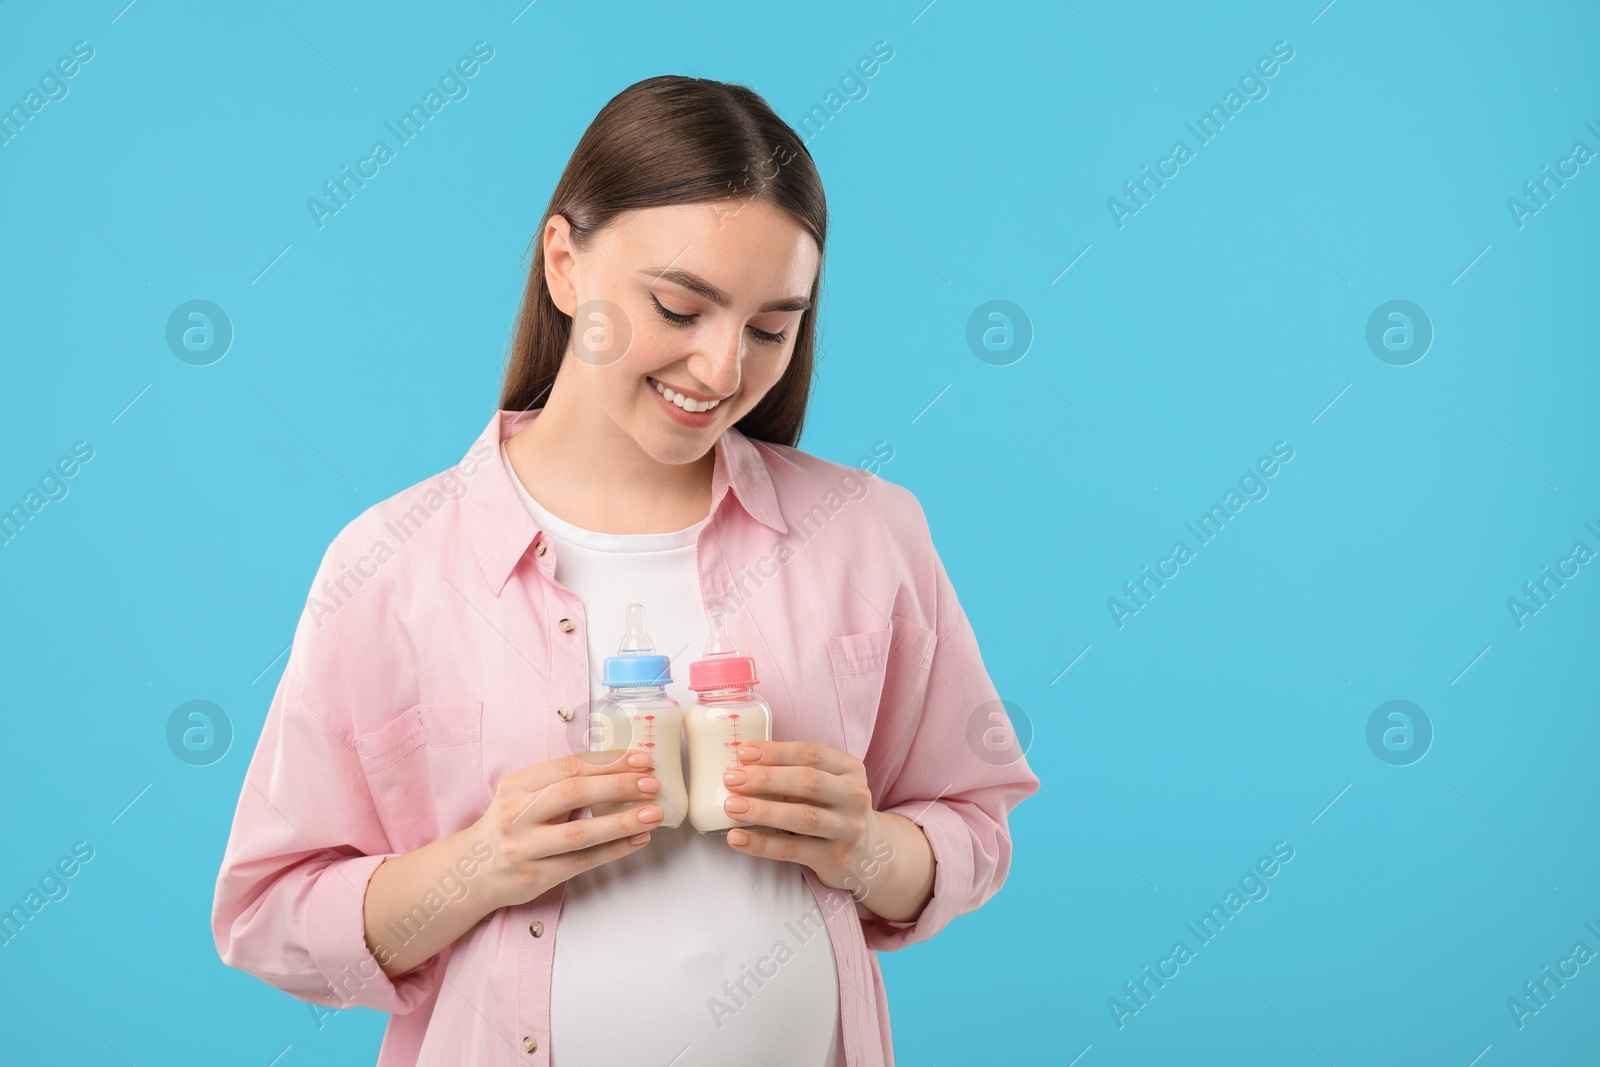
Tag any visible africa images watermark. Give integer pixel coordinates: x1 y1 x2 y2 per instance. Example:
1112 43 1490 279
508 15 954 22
708 38 895 233
312 838 496 1026
709 138 798 230
307 437 496 628
1 441 96 549
1106 40 1295 229
711 442 896 621
1505 516 1599 630
1505 918 1600 1031
1505 118 1600 230
1106 441 1295 629
0 40 95 149
796 40 895 145
306 41 496 230
705 838 895 1031
1108 840 1296 1029
0 841 96 948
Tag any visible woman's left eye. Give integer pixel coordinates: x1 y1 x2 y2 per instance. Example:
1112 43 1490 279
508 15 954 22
649 295 788 346
650 294 695 325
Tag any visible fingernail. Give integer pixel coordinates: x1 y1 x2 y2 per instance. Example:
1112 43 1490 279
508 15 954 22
723 768 747 785
639 805 663 823
627 751 651 767
629 831 651 845
727 830 749 846
639 776 660 793
738 746 760 761
724 796 750 813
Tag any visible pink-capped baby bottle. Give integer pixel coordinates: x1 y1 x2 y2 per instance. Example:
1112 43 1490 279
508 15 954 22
684 605 774 834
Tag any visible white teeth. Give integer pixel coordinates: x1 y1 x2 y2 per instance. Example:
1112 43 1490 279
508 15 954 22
650 377 720 413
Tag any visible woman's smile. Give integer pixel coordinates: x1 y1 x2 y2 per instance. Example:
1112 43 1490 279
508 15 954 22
647 374 729 426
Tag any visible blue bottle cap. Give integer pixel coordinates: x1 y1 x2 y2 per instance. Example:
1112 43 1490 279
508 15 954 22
600 602 673 688
602 654 673 688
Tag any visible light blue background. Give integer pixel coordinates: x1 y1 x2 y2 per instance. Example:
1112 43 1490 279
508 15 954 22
2 1 1597 1063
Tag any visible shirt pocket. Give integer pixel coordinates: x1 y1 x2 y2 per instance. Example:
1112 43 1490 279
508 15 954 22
352 699 486 850
826 626 893 758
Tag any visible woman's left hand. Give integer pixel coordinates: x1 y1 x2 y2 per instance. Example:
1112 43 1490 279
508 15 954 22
721 740 879 896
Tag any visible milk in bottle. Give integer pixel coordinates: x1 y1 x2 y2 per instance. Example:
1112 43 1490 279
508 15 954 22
589 602 688 828
684 605 775 833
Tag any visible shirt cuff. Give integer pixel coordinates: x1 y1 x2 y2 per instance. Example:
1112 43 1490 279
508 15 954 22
857 799 974 952
302 853 441 1014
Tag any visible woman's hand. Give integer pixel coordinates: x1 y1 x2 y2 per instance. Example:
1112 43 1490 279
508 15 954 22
476 748 665 910
720 741 911 905
363 748 662 980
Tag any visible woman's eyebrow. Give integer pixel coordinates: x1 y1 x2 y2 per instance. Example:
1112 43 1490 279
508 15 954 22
638 267 811 313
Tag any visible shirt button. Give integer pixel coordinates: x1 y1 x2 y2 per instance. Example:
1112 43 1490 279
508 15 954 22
556 705 574 722
522 1036 539 1053
535 539 548 556
529 919 544 937
558 618 574 633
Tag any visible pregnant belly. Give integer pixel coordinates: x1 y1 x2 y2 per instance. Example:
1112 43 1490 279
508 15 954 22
549 821 841 1067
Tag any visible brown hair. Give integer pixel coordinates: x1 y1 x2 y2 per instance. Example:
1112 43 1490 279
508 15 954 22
498 75 828 448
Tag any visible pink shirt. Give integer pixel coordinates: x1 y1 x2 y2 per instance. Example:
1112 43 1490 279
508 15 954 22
211 408 1040 1066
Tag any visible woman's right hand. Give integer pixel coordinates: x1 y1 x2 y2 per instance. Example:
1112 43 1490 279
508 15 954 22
477 748 664 909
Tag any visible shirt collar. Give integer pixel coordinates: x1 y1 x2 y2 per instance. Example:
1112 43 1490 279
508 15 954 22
463 408 789 594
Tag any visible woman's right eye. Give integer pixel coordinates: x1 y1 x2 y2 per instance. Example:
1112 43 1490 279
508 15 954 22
650 294 695 325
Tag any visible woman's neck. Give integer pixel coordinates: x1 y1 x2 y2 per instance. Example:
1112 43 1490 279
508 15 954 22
503 380 716 535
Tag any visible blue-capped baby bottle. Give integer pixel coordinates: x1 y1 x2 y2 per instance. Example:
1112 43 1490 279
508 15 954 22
588 602 688 828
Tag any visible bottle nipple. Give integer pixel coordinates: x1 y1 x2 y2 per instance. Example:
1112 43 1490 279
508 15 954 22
601 603 672 688
688 600 757 691
618 602 655 655
703 602 739 659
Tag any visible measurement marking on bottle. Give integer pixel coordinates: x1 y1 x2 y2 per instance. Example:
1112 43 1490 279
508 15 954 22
639 714 657 767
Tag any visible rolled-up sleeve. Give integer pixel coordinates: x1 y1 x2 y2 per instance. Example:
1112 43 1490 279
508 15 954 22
858 490 1040 952
211 541 440 1013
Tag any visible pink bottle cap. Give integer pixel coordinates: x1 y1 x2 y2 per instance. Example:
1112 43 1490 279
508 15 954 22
688 604 759 691
689 655 758 691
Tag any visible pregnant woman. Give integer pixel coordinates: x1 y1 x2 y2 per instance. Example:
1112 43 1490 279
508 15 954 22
212 75 1038 1067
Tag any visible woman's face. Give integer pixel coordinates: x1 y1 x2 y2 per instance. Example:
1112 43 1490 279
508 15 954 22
543 198 819 464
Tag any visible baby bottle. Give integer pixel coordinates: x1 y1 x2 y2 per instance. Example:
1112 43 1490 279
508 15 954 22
684 605 774 834
589 603 688 828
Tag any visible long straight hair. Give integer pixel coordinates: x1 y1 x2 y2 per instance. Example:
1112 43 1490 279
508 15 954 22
498 76 828 448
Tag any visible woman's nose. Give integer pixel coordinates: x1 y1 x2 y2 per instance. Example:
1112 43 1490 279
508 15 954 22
688 329 744 397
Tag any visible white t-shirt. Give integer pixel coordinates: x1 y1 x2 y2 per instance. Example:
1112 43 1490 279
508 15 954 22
502 444 842 1067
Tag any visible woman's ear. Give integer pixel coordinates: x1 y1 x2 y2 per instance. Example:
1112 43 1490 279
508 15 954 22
542 213 578 317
